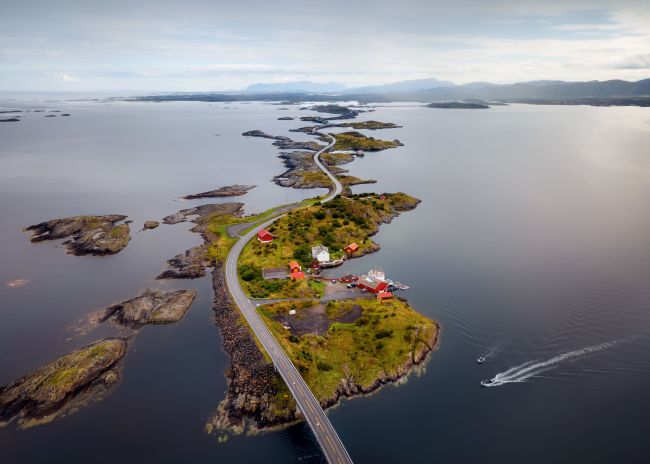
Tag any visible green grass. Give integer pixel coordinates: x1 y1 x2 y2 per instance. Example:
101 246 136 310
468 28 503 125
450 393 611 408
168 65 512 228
237 193 419 298
338 120 401 130
332 131 402 151
258 298 437 402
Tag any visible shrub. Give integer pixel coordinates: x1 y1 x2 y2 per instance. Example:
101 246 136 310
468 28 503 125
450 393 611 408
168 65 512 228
289 335 300 343
317 361 333 372
375 329 393 339
313 211 326 220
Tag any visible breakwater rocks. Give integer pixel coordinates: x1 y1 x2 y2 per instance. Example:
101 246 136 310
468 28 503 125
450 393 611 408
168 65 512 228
24 215 131 256
101 289 197 329
182 184 256 200
206 266 296 435
0 338 127 429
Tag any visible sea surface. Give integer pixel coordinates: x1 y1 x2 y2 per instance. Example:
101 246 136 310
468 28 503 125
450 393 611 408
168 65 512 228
1 98 650 463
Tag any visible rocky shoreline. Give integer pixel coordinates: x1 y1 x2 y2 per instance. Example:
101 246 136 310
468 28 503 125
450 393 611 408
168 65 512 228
206 265 296 434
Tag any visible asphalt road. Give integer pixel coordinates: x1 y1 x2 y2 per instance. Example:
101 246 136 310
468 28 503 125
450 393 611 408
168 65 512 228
223 133 353 464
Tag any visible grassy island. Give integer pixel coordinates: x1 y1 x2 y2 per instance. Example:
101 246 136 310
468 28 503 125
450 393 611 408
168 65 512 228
258 298 438 405
338 120 402 130
237 193 420 298
331 131 403 151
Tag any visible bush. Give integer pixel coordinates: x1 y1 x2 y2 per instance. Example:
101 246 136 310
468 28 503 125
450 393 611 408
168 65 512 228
375 329 393 339
317 361 333 372
293 244 311 265
239 264 261 281
313 211 326 220
289 335 300 343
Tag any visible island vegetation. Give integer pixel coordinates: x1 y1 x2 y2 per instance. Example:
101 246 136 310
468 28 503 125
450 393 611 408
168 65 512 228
330 131 403 151
257 298 438 407
237 193 420 298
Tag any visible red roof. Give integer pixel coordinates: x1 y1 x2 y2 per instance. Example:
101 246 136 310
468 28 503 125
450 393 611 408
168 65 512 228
345 243 359 252
377 291 393 300
357 277 388 293
288 261 301 271
257 229 273 242
290 271 305 280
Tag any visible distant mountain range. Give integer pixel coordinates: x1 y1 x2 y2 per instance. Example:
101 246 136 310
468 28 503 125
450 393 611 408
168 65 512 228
138 77 650 106
241 77 650 100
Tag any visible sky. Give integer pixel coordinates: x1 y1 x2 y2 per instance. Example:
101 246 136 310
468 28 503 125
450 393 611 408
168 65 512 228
1 0 650 92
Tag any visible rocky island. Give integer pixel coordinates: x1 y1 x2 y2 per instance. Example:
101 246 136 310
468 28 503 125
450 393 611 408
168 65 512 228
101 289 197 328
427 101 490 109
0 338 126 429
182 184 256 200
330 131 403 151
24 215 131 255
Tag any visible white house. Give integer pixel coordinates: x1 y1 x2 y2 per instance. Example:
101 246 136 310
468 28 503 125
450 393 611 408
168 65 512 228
311 244 330 263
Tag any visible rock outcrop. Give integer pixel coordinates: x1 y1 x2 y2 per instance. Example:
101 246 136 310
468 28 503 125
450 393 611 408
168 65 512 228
143 220 159 230
157 244 211 279
0 338 126 428
162 203 244 225
24 215 131 255
182 184 256 200
101 289 197 328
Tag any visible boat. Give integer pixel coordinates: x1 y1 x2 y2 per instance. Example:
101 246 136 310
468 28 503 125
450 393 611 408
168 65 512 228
480 379 494 388
477 356 485 364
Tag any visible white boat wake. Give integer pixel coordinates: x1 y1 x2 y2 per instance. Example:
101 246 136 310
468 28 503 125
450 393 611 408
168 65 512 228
480 340 620 387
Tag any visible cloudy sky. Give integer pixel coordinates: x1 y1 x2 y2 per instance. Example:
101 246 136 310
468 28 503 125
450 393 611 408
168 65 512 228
1 0 649 92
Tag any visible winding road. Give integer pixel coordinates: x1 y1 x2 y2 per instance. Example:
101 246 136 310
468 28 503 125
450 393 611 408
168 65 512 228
223 132 352 464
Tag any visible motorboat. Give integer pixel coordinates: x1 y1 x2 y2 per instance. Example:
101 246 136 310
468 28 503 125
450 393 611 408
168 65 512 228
480 379 494 388
477 356 486 364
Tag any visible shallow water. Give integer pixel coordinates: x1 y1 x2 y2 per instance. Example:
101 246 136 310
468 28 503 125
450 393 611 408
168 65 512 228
1 100 650 463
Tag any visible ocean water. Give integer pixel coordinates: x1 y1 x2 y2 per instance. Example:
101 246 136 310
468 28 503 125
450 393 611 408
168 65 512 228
1 99 650 463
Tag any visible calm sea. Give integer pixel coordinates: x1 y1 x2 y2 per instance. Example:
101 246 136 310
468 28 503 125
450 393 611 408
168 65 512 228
1 98 650 463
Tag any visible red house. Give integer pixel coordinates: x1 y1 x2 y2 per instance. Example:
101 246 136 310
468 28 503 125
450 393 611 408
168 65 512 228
357 275 388 294
290 271 305 280
344 243 359 254
288 261 301 273
377 291 394 302
257 229 273 243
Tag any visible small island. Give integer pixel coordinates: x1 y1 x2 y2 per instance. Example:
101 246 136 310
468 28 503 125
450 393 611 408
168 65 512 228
101 289 197 328
330 131 403 151
182 184 256 200
0 338 126 429
24 215 131 256
426 101 490 109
